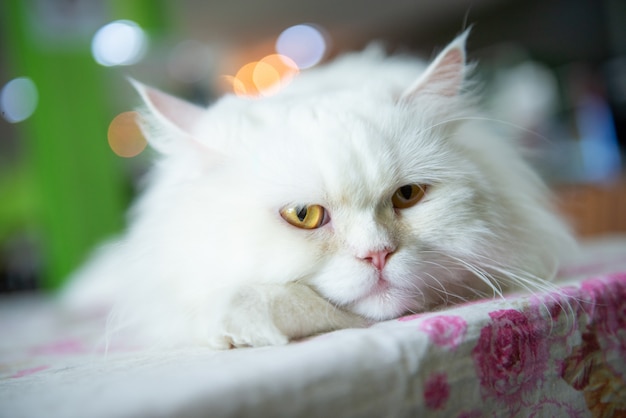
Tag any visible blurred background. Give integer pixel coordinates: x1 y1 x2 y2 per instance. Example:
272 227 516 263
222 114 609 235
1 0 625 293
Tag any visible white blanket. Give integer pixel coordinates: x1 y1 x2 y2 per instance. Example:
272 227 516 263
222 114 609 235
2 237 626 417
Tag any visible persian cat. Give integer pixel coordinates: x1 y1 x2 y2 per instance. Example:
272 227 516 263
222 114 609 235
62 31 573 348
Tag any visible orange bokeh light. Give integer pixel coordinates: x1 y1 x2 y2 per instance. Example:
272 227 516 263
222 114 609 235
260 54 299 82
229 54 299 97
108 111 147 158
252 61 281 96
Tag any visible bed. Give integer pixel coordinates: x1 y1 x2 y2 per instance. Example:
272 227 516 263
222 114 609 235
2 236 626 418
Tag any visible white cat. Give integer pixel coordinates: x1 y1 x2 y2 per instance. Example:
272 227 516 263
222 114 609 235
62 31 574 349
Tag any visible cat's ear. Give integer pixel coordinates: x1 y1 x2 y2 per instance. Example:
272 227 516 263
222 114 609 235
400 30 469 101
129 78 205 138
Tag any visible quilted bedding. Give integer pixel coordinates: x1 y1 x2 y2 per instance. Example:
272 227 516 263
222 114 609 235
1 236 626 418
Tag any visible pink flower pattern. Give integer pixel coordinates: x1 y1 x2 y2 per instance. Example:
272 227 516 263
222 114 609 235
423 372 450 410
385 272 626 415
418 315 467 349
580 274 626 381
471 309 549 406
560 274 626 416
2 263 626 416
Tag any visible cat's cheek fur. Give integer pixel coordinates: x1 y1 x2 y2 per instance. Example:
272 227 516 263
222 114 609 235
309 260 375 304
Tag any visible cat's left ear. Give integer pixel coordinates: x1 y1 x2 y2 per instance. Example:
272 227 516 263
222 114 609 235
130 78 205 137
400 30 469 101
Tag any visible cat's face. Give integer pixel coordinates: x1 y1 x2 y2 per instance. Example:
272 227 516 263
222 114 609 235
185 95 454 317
133 32 538 320
203 95 492 320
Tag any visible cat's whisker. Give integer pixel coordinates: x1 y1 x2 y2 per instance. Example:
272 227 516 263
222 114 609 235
397 274 428 308
445 255 505 299
445 251 581 334
470 257 578 325
419 270 478 306
421 248 567 309
470 253 558 293
414 249 504 302
418 258 464 277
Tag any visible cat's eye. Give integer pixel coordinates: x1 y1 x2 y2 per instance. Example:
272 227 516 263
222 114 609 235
280 205 329 229
392 184 428 209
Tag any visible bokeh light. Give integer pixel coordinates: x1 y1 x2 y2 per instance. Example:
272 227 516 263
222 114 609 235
0 77 38 123
252 61 281 96
229 54 299 97
91 20 147 67
261 54 299 85
276 24 327 69
231 62 258 97
108 111 147 158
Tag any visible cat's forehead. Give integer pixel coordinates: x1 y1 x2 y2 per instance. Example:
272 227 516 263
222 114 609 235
232 100 408 205
254 99 393 160
203 92 453 208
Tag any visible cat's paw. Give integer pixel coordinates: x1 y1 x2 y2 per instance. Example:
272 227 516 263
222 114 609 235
207 305 289 349
202 283 365 349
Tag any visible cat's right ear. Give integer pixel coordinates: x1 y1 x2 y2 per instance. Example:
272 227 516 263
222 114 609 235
400 30 469 102
130 79 205 151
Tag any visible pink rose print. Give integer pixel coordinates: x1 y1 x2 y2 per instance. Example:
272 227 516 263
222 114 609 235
581 274 626 381
529 286 587 347
534 285 582 322
472 309 549 405
562 329 626 416
419 315 467 349
581 274 626 331
423 372 449 410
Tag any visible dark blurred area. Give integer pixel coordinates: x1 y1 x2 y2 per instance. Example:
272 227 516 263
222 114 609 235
1 0 625 293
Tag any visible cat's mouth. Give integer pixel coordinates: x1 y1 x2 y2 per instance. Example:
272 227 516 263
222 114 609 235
372 276 390 294
354 274 394 305
348 278 410 320
343 267 421 320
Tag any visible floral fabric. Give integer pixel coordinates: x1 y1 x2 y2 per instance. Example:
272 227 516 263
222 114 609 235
1 237 626 418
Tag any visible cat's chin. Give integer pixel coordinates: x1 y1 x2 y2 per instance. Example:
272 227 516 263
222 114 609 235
347 282 419 321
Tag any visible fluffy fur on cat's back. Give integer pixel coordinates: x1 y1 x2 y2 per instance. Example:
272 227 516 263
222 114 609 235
62 31 574 348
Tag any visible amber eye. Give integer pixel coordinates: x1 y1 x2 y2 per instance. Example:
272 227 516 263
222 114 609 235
280 204 329 229
392 184 428 209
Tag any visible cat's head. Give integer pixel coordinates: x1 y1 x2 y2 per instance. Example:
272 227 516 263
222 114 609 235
131 31 571 320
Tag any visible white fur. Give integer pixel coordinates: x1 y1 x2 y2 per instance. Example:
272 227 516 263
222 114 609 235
62 32 574 348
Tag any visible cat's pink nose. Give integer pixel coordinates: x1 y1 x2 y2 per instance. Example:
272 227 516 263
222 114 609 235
362 250 392 270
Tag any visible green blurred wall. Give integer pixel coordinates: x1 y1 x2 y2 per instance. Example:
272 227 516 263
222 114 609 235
1 1 165 290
